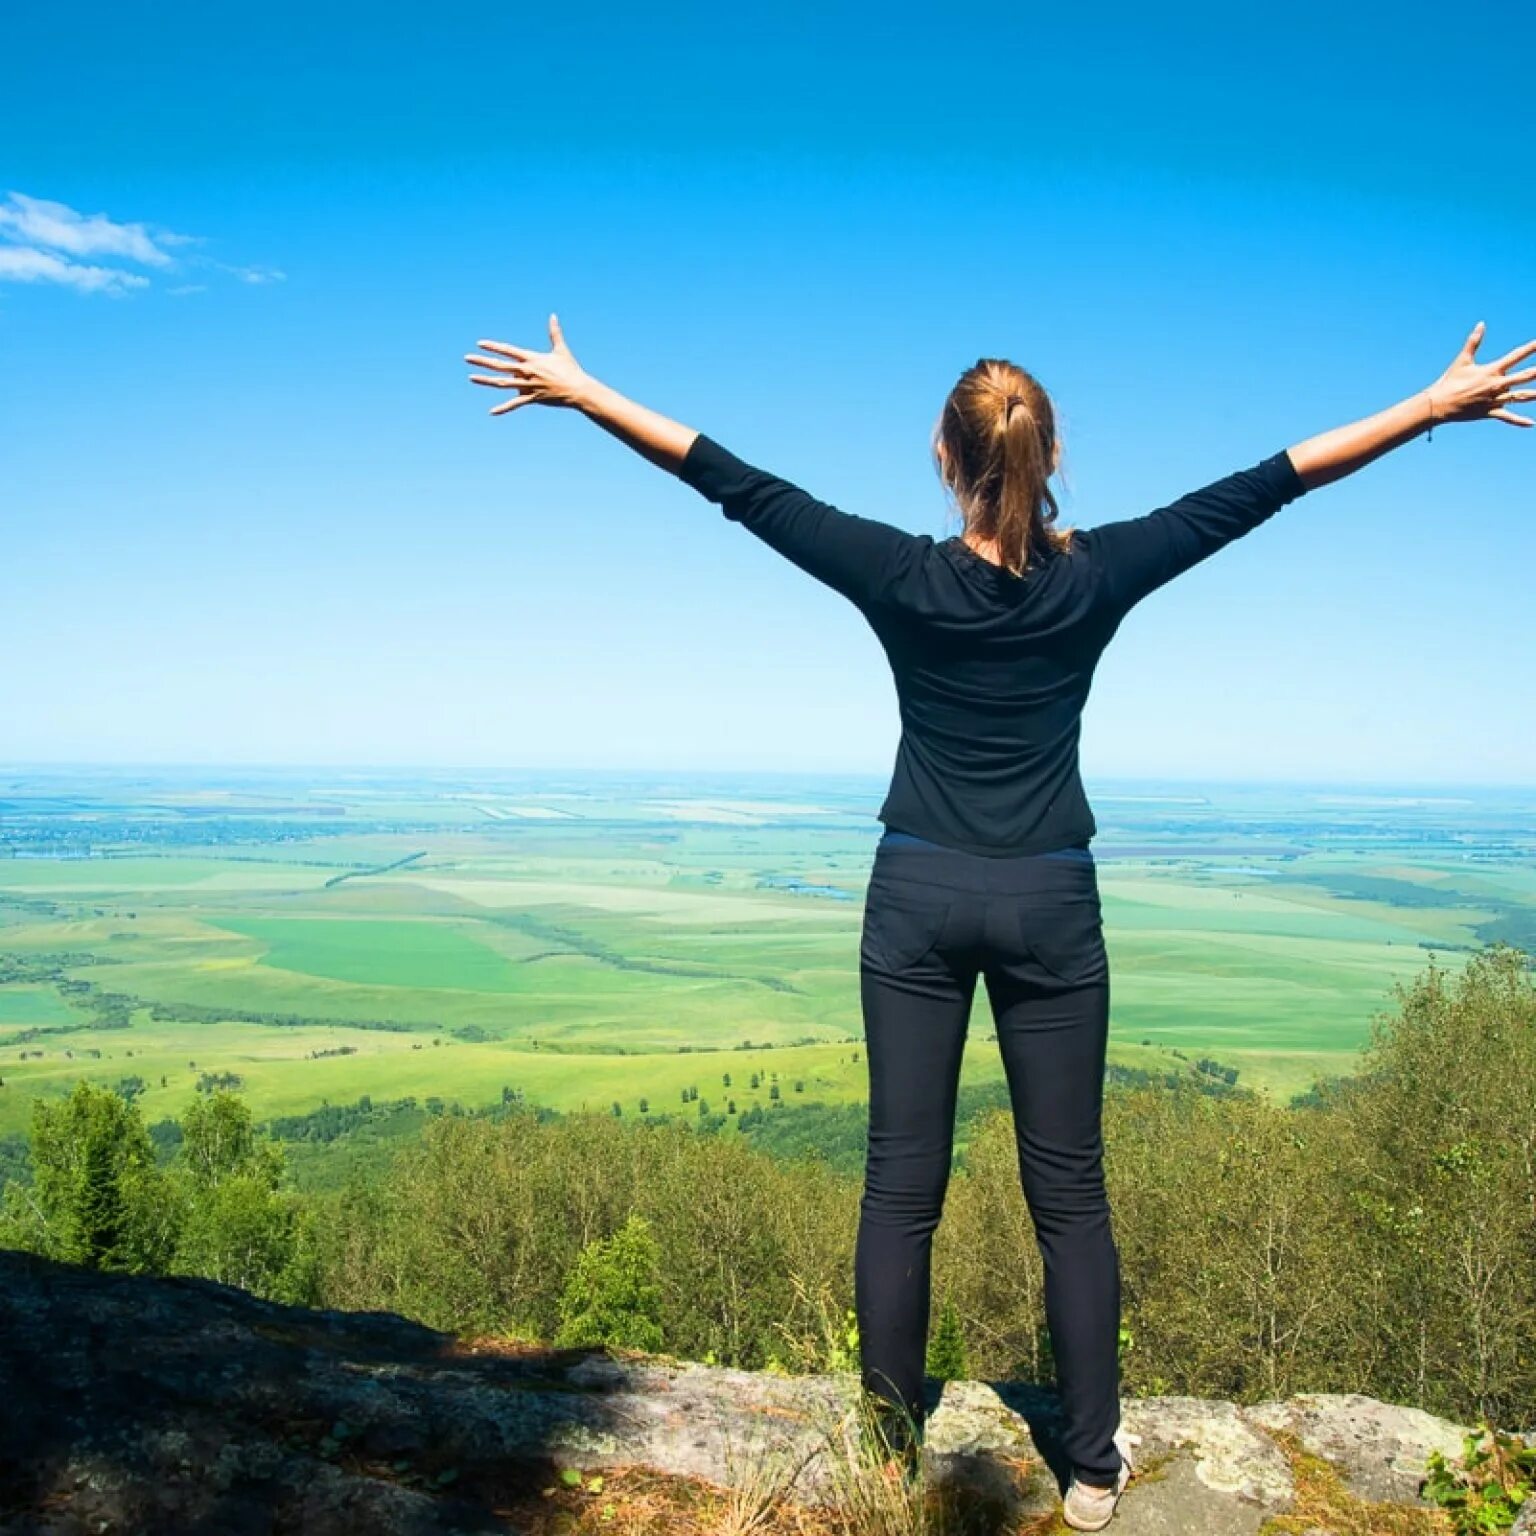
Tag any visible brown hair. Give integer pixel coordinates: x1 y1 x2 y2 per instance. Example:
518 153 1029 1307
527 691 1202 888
931 358 1071 577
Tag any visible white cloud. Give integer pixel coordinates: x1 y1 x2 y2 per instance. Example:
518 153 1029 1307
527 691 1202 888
0 245 149 294
217 261 287 285
0 191 179 267
0 191 282 298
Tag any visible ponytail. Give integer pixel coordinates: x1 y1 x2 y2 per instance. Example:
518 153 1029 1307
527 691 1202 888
933 358 1069 577
996 395 1059 577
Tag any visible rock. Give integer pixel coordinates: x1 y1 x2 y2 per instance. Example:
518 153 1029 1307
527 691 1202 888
0 1248 1496 1534
1127 1396 1293 1506
1245 1392 1472 1504
1092 1456 1269 1535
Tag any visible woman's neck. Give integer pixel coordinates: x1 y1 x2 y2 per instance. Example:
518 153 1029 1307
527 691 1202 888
960 532 1006 567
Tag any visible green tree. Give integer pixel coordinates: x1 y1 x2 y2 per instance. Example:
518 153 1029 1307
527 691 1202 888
927 1292 968 1381
554 1212 665 1352
169 1092 318 1304
1340 946 1536 1425
0 1080 174 1272
180 1090 279 1190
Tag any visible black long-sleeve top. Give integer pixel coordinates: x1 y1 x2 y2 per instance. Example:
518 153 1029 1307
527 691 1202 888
677 433 1309 856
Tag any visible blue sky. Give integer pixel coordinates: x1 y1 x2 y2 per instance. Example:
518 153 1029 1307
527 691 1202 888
2 1 1532 783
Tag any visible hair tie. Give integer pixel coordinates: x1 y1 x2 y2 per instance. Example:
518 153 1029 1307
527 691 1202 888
1004 393 1025 419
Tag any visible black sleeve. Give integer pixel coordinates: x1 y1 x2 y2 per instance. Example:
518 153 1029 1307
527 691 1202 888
1087 449 1307 617
676 432 922 609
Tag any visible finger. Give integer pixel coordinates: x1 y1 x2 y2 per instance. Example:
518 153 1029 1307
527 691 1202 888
1489 408 1534 427
469 374 522 389
1493 339 1536 371
1458 320 1486 361
1500 389 1536 404
490 395 535 416
464 353 520 371
1499 365 1536 387
549 311 569 353
477 339 532 359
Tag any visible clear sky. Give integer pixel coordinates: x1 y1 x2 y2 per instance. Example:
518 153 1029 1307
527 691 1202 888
2 1 1532 784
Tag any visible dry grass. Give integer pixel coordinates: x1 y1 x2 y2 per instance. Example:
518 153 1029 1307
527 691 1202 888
1256 1427 1454 1536
496 1380 1050 1536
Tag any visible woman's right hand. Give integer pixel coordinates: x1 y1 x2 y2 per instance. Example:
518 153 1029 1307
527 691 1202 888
1426 322 1536 428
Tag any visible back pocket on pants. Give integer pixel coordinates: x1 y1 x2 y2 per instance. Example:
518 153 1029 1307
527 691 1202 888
861 884 953 972
1014 897 1107 985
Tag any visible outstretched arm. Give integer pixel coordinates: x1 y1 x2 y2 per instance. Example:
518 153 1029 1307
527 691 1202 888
1285 321 1536 491
466 313 699 472
1086 450 1310 618
1088 321 1535 617
465 315 922 608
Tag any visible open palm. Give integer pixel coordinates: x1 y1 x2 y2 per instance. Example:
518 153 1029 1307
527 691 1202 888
1429 322 1536 427
465 314 592 415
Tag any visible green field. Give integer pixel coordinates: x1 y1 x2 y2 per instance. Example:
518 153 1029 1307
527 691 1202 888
2 770 1532 1143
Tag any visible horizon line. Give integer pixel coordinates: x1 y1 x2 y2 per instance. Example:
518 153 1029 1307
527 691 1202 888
1 761 1533 795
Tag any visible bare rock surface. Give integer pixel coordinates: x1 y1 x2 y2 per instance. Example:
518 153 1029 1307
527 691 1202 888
0 1248 1490 1534
1124 1396 1293 1506
1245 1391 1471 1504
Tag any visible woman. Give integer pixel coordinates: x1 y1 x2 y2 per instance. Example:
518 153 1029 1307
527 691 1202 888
465 318 1534 1531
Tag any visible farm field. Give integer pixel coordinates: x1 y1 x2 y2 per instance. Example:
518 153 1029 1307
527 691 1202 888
2 766 1533 1146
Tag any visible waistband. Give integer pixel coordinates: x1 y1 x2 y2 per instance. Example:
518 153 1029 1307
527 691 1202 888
874 827 1098 896
879 828 1093 861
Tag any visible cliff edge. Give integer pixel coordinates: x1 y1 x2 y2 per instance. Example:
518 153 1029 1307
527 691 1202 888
0 1248 1513 1535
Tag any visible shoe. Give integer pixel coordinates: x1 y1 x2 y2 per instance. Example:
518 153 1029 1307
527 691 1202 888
1061 1425 1141 1531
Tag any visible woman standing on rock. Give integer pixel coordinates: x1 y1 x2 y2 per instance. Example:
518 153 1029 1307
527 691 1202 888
464 317 1534 1531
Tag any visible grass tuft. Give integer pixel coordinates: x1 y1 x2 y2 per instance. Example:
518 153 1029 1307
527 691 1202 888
1256 1426 1452 1536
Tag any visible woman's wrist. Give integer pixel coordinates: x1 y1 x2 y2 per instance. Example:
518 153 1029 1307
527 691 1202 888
1421 387 1440 437
569 372 609 416
575 375 698 472
1286 390 1439 490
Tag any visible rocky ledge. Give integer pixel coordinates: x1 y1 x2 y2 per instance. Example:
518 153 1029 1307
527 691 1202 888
0 1249 1521 1535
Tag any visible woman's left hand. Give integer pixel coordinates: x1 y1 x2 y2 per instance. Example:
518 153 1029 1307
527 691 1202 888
465 313 593 415
1425 322 1536 428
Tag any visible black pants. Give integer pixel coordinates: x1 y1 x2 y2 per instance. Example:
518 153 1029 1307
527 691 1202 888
854 828 1122 1486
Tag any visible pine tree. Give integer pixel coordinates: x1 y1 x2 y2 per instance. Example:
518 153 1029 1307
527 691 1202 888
1 1080 171 1273
927 1293 969 1381
554 1213 665 1352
